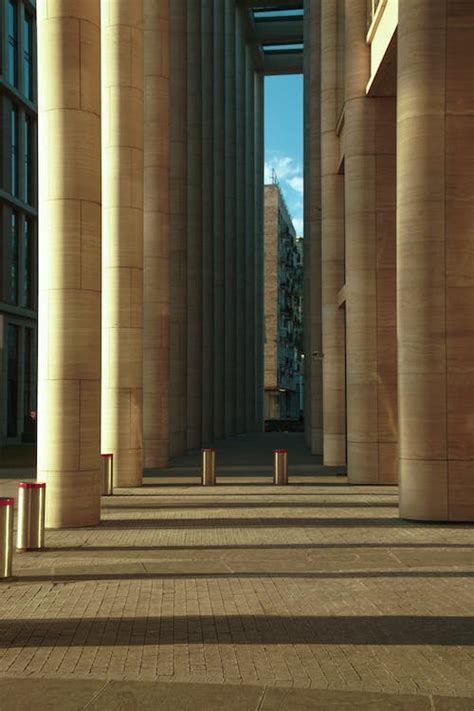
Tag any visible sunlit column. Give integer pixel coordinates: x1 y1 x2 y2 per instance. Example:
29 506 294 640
37 0 101 527
101 0 144 486
398 0 474 520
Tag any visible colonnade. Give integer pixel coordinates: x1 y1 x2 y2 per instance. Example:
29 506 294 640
307 0 474 520
37 0 263 528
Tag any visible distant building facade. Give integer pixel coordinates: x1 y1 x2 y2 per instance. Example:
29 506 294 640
0 0 37 445
264 181 303 421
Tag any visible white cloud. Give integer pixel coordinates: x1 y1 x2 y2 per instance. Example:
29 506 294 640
264 154 301 183
287 176 304 194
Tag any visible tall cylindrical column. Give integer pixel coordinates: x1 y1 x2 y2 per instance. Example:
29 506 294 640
245 46 256 431
186 2 203 450
169 0 188 457
235 10 246 433
398 0 474 520
303 0 312 448
344 0 397 484
254 72 265 431
102 0 144 486
308 0 323 455
224 0 237 437
213 1 225 441
143 0 170 468
201 0 215 445
37 0 101 527
320 0 346 466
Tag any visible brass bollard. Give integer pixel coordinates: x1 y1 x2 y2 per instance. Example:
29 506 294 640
0 498 14 579
273 449 288 485
17 482 46 553
201 449 216 486
102 454 113 496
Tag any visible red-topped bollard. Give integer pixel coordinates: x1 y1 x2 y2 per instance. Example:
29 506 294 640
201 449 216 486
1 498 14 579
17 482 46 553
101 454 113 496
274 450 288 485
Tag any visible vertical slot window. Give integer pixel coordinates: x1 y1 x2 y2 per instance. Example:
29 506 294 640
22 217 33 308
7 0 18 87
10 211 19 304
24 114 32 203
7 324 19 438
23 12 34 100
11 104 19 196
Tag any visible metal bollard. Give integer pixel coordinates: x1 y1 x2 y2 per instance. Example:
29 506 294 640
102 454 114 496
17 482 46 553
0 498 14 579
273 449 288 485
201 449 216 486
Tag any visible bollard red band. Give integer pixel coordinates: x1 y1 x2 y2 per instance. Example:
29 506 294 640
202 448 216 452
274 449 288 454
19 482 45 489
101 453 113 458
0 498 14 506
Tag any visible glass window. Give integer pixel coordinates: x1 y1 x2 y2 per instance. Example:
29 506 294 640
7 0 18 87
24 327 33 419
23 12 33 100
10 211 19 304
24 114 32 203
11 104 19 196
22 217 33 308
7 324 19 438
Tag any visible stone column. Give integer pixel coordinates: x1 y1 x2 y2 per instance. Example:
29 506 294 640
143 0 170 468
201 0 214 445
254 72 265 431
169 1 187 457
303 0 312 447
308 0 323 454
320 0 346 465
398 0 474 520
235 10 246 433
224 0 237 437
186 2 203 450
37 0 101 527
213 1 225 441
245 46 256 431
102 0 144 486
344 0 397 483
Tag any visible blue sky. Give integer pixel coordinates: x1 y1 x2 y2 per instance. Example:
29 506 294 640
264 74 304 235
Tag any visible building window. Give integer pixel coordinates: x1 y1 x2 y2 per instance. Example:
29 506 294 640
22 216 33 307
23 11 34 100
10 210 19 304
11 104 19 196
7 0 18 87
24 114 33 203
7 323 19 437
24 327 33 418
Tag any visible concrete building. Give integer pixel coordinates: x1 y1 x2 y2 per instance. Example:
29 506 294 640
264 181 303 422
1 0 473 525
0 0 37 447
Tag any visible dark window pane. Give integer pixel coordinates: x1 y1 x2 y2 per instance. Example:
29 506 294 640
22 217 33 307
7 324 19 437
24 114 32 203
23 13 33 100
10 211 18 304
24 328 32 417
7 0 18 87
11 105 18 196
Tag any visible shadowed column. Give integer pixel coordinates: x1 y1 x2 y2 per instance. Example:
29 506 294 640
37 0 101 527
320 0 346 466
101 0 144 486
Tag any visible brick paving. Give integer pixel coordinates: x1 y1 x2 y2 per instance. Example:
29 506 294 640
0 435 473 708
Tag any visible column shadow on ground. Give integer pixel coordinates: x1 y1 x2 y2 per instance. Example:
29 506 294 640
0 615 473 647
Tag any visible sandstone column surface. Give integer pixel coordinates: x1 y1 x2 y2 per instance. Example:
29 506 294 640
37 0 102 527
398 0 474 520
101 0 144 486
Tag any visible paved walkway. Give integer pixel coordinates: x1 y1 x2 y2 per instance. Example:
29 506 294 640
0 434 473 709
